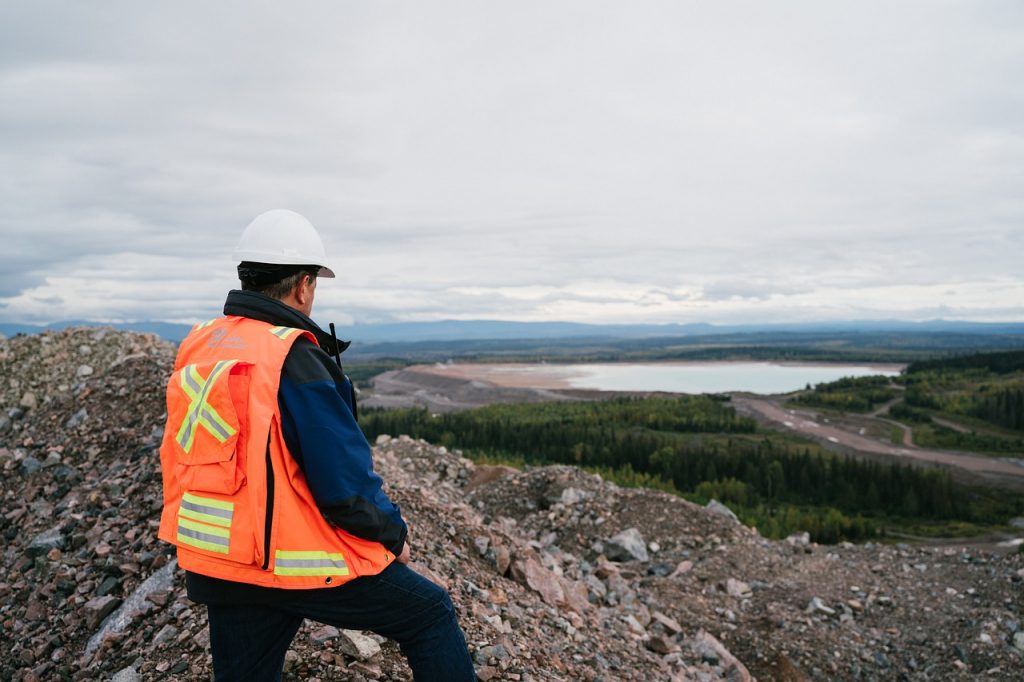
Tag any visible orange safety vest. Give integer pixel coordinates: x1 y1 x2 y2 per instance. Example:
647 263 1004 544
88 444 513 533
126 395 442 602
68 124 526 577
157 315 395 588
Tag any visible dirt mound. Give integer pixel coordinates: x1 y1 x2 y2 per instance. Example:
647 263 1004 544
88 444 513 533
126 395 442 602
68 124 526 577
1 328 1022 680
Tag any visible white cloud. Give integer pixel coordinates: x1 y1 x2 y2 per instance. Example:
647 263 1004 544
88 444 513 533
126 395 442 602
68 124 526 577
1 1 1023 325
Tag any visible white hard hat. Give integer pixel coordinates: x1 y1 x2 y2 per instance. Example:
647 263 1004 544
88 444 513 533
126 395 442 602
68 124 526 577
232 209 335 278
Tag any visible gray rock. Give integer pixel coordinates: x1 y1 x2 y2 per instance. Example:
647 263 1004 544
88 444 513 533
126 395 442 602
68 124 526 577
474 644 509 664
806 597 836 616
111 667 140 682
152 624 178 647
584 574 607 603
705 499 739 522
76 364 94 377
26 525 66 557
0 415 9 433
19 391 37 410
41 451 62 468
559 487 586 505
96 576 122 597
647 563 673 577
1009 517 1024 530
473 536 490 556
65 407 88 428
725 578 752 598
786 532 811 546
1013 631 1024 652
310 625 340 644
605 527 649 562
85 559 178 655
623 614 645 635
338 629 381 660
20 456 42 476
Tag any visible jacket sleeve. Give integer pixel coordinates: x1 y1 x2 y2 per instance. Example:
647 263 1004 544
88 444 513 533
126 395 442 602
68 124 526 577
278 341 407 555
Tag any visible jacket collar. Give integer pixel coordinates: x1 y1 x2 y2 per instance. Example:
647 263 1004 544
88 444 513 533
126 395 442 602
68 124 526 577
223 289 350 357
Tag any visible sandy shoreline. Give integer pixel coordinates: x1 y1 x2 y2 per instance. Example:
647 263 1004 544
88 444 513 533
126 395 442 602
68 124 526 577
414 362 583 389
413 360 907 391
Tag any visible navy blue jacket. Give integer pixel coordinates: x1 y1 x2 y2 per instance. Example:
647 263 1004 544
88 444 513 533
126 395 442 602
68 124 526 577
186 290 406 604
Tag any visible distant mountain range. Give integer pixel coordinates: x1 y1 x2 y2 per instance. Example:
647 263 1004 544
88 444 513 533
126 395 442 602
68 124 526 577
2 318 1023 344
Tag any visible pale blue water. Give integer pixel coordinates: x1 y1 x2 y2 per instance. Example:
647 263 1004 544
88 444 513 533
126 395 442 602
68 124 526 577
551 362 902 395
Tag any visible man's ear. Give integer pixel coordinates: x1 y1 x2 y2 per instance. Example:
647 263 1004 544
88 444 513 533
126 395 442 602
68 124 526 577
297 275 315 304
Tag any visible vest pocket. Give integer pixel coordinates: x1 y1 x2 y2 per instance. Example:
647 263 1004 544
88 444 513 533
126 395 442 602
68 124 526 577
168 359 252 495
175 490 256 565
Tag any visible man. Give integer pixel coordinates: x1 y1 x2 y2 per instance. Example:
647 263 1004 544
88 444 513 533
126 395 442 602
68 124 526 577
157 209 474 681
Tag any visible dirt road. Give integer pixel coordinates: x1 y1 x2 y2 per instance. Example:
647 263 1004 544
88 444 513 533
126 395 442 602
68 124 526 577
368 365 1024 488
732 396 1024 485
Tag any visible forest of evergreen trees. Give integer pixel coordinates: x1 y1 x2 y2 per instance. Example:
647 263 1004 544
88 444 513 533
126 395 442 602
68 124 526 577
360 396 1022 542
902 350 1024 438
906 349 1024 375
971 387 1024 431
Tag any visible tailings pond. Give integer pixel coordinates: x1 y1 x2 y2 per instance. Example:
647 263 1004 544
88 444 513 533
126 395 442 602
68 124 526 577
418 361 904 395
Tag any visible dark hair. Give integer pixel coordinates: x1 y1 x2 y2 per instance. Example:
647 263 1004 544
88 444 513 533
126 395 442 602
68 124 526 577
240 268 318 299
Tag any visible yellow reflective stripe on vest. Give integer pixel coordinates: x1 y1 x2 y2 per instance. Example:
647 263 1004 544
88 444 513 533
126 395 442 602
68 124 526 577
194 318 219 330
177 517 231 554
274 550 349 577
268 326 300 340
175 360 238 453
180 491 234 528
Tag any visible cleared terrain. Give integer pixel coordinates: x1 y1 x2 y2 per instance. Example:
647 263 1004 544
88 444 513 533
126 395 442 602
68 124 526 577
366 363 1024 490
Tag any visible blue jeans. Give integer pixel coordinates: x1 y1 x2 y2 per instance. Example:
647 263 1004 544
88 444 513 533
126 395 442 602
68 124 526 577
205 563 475 682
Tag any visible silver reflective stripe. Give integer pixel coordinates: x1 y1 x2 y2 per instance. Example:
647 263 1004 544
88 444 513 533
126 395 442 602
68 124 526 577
180 498 233 521
275 557 348 569
178 526 229 546
201 408 232 439
182 368 202 393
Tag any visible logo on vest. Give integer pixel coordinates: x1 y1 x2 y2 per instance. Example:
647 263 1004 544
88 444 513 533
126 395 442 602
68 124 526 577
207 328 248 350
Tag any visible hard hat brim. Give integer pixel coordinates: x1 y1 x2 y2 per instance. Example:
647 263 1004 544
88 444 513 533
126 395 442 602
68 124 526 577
232 250 335 278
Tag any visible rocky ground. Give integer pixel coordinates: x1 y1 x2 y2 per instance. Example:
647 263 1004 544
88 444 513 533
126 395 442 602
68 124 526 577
1 328 1023 681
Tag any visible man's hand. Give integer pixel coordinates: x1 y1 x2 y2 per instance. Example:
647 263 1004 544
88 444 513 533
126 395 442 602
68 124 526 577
397 540 410 564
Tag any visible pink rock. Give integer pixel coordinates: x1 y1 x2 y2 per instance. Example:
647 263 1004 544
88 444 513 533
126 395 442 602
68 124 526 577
518 557 564 607
651 611 684 635
691 630 751 682
669 560 693 578
83 595 120 628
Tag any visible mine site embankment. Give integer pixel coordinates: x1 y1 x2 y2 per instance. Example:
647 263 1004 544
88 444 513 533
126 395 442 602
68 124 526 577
366 362 1024 489
4 329 1024 680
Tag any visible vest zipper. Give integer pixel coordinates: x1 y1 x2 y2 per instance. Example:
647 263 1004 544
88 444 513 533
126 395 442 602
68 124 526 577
261 431 275 570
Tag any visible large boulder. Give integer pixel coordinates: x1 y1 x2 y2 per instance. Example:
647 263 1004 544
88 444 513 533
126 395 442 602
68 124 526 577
605 527 649 562
705 499 739 523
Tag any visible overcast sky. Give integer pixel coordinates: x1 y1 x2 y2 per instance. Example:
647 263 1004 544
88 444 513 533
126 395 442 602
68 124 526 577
1 1 1022 327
